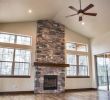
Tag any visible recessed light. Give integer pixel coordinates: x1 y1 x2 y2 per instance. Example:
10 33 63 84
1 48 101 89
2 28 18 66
28 9 32 13
81 22 85 25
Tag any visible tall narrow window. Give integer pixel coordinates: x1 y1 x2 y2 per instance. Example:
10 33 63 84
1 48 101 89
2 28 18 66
0 48 14 75
79 55 88 76
14 49 31 75
66 55 77 76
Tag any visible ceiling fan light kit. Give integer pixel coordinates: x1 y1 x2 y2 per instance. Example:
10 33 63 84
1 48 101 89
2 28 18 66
66 0 97 21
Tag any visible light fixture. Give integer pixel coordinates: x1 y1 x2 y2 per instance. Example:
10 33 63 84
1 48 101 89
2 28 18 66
28 9 32 13
81 22 85 25
79 13 83 17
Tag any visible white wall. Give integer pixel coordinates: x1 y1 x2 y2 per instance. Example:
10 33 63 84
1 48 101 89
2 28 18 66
91 32 110 88
92 32 110 55
65 28 92 89
0 22 92 92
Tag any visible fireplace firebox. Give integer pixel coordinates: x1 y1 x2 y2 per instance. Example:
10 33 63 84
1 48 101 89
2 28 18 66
44 75 57 90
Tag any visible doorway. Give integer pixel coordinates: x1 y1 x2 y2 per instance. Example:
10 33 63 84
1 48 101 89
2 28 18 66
95 53 110 91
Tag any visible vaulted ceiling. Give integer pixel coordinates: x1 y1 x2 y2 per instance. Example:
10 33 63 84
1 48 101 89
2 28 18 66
0 0 110 38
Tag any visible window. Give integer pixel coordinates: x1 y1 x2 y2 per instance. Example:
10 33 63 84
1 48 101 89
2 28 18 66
66 43 76 51
0 32 32 77
66 42 89 77
79 55 88 76
66 55 77 76
16 35 31 45
66 42 88 52
77 44 88 52
0 33 15 43
0 32 31 45
14 49 31 75
0 48 14 75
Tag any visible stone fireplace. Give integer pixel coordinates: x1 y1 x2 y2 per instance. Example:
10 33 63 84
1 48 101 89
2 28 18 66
34 20 69 93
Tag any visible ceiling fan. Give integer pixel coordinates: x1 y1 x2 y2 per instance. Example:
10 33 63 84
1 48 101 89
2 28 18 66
66 0 97 21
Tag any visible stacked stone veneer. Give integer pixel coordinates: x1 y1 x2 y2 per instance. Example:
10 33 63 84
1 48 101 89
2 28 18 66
34 20 65 93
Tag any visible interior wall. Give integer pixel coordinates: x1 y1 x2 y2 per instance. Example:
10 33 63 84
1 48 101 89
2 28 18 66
0 22 92 92
91 32 110 88
65 28 92 89
92 33 110 55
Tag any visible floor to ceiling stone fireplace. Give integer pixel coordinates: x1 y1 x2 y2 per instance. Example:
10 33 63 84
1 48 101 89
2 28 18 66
34 20 68 93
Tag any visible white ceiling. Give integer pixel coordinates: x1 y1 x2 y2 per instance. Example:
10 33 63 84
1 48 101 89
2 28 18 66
0 0 110 38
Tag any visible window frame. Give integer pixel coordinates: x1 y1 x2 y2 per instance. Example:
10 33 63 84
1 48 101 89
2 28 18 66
0 32 32 78
0 32 15 44
66 42 88 52
13 48 31 76
66 42 90 78
0 32 32 46
16 35 32 46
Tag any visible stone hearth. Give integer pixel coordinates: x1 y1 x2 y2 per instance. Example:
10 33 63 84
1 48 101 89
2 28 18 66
34 20 65 93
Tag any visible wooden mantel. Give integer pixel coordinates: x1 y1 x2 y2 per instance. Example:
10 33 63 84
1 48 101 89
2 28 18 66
34 62 69 67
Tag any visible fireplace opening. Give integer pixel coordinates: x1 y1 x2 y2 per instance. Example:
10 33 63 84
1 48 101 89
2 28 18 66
44 75 57 90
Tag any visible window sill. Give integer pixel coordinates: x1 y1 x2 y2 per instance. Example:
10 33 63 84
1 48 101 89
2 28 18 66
0 75 31 78
66 76 90 78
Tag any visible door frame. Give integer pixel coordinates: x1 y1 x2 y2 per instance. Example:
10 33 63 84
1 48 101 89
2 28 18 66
94 55 99 89
95 54 110 91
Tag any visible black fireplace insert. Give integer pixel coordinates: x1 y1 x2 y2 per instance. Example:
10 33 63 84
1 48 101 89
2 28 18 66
44 75 57 90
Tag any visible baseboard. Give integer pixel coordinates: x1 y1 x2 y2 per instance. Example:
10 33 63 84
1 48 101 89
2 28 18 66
0 91 34 95
65 88 97 92
0 88 98 95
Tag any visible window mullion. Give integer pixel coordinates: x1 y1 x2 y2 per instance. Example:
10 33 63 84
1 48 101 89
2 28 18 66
12 36 17 75
15 34 17 43
77 55 79 76
12 49 16 75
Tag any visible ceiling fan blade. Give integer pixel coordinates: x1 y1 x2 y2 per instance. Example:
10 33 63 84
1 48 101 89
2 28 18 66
69 6 78 12
83 4 94 12
79 16 82 21
66 14 78 18
84 12 97 16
